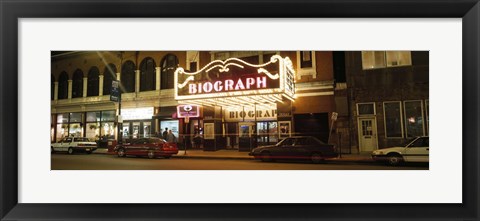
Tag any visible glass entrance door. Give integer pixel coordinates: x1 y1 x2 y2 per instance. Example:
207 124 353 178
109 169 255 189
257 121 278 146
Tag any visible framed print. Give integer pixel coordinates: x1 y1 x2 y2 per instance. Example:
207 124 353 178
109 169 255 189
203 123 215 140
1 0 479 221
279 121 291 138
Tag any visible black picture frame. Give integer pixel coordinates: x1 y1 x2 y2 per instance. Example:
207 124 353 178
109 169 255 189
1 0 479 220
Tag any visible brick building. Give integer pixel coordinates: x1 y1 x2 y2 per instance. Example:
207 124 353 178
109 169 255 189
334 51 429 153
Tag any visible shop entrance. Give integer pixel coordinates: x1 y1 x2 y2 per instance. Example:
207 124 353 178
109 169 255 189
122 121 153 139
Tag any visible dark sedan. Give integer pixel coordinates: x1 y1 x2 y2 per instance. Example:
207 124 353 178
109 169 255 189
249 136 338 163
114 137 178 159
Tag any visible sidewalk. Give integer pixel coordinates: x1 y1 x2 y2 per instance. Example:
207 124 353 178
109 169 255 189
95 148 373 163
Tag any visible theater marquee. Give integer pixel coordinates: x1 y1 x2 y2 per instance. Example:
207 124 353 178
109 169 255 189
174 55 295 106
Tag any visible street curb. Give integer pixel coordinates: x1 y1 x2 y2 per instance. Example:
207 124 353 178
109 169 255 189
172 155 254 161
94 151 375 163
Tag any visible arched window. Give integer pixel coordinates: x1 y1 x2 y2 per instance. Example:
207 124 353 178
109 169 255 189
51 75 55 100
140 57 156 91
58 72 69 99
103 63 117 96
121 60 136 93
160 54 178 89
87 67 99 97
72 69 83 98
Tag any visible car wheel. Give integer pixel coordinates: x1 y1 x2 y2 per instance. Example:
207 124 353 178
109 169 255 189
147 150 155 159
51 147 55 154
117 148 126 157
387 153 403 166
311 153 324 164
261 151 272 162
67 147 74 155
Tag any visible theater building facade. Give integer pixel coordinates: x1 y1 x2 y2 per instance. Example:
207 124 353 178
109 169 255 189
51 51 336 151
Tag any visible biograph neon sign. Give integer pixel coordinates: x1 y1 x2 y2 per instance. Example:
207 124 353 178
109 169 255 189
174 55 296 101
188 76 267 94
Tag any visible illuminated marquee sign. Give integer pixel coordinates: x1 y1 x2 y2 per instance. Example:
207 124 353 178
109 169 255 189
174 55 295 101
224 104 277 122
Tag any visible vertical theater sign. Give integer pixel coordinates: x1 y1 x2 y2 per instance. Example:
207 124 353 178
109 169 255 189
174 55 295 151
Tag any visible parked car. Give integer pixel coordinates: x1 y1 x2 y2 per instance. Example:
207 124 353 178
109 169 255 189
371 136 429 166
51 137 97 154
249 136 338 163
114 137 178 159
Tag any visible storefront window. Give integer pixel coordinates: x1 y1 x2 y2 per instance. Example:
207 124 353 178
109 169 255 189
132 122 140 139
383 102 403 138
69 123 83 137
161 120 179 138
69 112 83 123
268 122 278 143
51 127 55 142
56 124 69 140
123 124 130 138
57 113 69 124
102 110 116 122
101 122 115 139
86 122 100 141
143 122 151 138
86 112 101 122
404 101 424 137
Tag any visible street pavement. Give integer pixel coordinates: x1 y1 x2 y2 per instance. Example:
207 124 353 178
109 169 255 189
52 151 428 170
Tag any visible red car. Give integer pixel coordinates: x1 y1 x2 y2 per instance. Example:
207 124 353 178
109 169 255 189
114 137 178 159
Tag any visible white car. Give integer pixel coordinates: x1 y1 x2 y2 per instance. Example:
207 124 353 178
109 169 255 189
51 137 98 154
371 136 429 166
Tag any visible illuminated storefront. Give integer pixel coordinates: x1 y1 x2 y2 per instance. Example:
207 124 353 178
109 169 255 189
53 110 116 142
174 55 296 151
121 107 154 139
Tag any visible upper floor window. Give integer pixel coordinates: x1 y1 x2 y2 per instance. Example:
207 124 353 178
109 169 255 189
121 60 136 93
87 67 99 97
140 57 156 92
161 54 178 89
58 71 69 99
72 69 83 98
103 63 117 96
362 51 412 70
300 51 312 68
296 51 316 79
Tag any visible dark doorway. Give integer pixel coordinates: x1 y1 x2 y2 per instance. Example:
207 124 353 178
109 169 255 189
294 113 329 143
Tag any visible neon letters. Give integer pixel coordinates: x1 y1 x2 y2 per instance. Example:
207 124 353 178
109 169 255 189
188 76 267 94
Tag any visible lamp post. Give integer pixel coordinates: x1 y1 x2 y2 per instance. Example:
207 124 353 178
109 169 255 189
184 113 190 155
183 105 192 155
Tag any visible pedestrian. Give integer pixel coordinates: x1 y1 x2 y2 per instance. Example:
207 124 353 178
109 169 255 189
162 127 168 140
193 132 202 149
166 130 177 143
